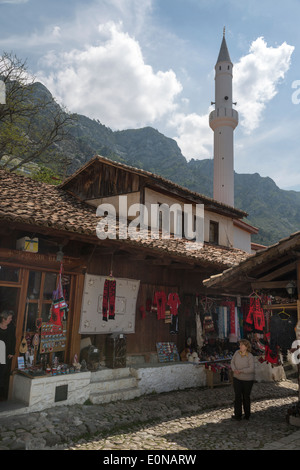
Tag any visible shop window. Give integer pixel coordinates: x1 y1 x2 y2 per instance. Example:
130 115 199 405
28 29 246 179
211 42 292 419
209 221 219 245
0 266 19 283
24 270 71 363
0 286 19 313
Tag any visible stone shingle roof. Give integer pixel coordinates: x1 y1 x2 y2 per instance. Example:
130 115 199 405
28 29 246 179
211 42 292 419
0 169 98 236
0 169 249 269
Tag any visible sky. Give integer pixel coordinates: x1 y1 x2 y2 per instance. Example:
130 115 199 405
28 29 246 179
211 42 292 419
0 0 300 190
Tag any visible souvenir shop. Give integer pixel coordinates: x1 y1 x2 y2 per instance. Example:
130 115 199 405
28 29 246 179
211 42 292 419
202 232 300 393
181 293 282 383
178 292 291 386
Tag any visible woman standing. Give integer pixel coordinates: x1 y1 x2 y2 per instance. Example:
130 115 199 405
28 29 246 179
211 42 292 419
0 311 16 401
231 339 255 421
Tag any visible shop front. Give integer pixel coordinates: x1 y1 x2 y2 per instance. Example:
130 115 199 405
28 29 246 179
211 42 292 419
0 247 85 406
203 230 300 411
0 164 252 413
0 241 244 413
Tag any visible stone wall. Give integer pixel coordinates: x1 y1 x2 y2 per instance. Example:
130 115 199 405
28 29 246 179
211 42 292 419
12 372 91 412
131 363 206 395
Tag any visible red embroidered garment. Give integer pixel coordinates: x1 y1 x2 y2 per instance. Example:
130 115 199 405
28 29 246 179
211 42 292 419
223 301 236 337
154 291 167 319
246 297 265 332
167 292 181 316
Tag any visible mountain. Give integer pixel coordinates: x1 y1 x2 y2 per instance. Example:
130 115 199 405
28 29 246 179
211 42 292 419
10 83 300 246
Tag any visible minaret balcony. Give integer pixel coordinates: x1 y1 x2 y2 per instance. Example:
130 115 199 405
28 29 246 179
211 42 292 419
209 107 238 130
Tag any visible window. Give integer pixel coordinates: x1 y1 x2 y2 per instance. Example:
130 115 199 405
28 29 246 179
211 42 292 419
25 270 71 363
0 266 19 283
209 221 219 245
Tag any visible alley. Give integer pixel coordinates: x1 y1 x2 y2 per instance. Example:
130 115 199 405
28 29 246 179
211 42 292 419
0 379 299 450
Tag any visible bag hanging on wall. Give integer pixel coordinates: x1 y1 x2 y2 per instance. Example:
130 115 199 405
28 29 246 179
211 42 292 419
49 263 68 326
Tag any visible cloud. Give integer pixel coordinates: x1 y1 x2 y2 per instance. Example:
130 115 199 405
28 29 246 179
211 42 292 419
169 37 294 160
234 37 294 133
37 27 294 160
38 21 182 129
169 112 213 159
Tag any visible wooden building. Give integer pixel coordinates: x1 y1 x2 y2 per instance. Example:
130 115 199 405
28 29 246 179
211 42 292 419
0 156 253 408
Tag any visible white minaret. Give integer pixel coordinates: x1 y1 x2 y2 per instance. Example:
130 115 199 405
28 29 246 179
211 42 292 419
209 28 238 207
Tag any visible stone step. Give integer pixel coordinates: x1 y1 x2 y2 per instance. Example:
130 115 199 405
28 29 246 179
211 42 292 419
89 386 141 404
283 362 298 379
90 367 132 382
90 375 138 394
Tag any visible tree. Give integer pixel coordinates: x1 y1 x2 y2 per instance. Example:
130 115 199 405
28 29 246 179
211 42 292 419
0 52 75 172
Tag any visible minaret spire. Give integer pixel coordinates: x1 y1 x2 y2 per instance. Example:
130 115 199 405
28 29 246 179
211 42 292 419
209 30 238 207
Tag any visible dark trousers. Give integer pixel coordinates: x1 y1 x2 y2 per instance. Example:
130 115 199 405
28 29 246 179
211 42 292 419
0 359 12 400
233 377 254 419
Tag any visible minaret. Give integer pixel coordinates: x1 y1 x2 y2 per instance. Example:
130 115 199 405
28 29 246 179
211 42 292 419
209 28 238 207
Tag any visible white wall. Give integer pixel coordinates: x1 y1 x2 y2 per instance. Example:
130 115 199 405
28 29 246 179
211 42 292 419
233 225 252 253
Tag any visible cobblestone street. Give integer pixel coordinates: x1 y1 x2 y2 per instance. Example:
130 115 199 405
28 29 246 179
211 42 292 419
1 379 300 451
68 389 298 451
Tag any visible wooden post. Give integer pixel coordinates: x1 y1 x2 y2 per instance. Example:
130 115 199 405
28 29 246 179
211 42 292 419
66 273 85 364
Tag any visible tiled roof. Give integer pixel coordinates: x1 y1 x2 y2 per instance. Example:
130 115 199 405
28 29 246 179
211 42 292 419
60 155 248 219
0 169 249 269
0 169 98 236
203 230 300 288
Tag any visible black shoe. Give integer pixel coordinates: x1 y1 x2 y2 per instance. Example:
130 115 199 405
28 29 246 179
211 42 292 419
243 416 250 420
231 415 241 421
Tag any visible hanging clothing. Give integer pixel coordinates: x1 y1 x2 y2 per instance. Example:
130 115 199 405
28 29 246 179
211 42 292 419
269 313 296 355
196 313 204 349
222 301 237 342
167 292 181 316
246 297 265 332
169 315 178 334
154 291 167 320
102 278 116 321
217 306 227 339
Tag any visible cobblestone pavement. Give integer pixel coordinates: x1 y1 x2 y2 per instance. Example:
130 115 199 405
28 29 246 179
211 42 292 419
0 380 300 451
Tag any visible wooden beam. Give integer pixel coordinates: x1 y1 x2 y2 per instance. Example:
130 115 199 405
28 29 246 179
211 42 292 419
250 254 293 277
262 303 297 310
251 280 297 290
257 261 297 282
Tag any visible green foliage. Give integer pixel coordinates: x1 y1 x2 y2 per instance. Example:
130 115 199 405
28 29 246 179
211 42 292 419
5 77 300 247
30 166 62 185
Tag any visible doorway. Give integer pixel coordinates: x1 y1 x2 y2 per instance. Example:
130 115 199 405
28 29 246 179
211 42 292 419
0 267 21 401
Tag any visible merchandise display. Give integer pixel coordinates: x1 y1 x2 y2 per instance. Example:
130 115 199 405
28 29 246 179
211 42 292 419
178 292 297 382
17 263 71 377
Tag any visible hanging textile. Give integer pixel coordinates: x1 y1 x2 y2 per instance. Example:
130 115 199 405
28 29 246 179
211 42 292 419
245 295 265 332
154 291 167 320
196 313 204 349
50 263 68 326
167 292 181 316
222 300 237 342
200 297 215 333
269 311 297 356
217 306 228 339
102 277 116 321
